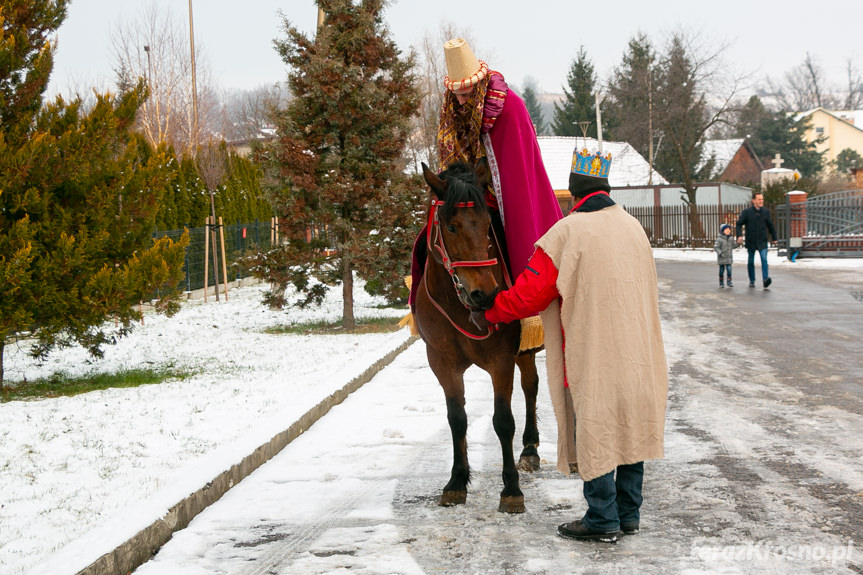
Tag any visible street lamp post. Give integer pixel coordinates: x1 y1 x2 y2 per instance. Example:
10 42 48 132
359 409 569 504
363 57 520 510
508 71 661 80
143 45 152 86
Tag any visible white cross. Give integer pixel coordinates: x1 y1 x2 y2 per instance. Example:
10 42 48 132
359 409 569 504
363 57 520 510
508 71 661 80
772 153 784 169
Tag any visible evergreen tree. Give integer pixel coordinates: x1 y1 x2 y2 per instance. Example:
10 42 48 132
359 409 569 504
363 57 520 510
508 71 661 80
0 1 188 387
835 148 862 174
521 84 547 136
254 0 421 328
605 33 657 162
733 95 824 178
552 46 596 137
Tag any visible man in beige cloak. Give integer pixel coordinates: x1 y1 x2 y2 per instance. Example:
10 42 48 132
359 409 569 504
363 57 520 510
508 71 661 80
471 147 668 543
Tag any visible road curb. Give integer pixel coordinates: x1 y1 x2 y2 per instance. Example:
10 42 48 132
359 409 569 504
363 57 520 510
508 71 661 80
70 336 418 575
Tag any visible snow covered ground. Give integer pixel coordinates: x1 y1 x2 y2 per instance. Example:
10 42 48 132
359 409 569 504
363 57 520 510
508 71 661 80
0 280 411 575
1 248 860 575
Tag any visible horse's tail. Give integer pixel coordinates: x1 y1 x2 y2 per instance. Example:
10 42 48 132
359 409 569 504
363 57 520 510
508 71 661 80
398 312 420 336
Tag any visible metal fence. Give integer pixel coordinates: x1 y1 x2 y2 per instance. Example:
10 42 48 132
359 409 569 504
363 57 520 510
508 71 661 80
624 203 751 248
153 219 277 293
775 189 863 257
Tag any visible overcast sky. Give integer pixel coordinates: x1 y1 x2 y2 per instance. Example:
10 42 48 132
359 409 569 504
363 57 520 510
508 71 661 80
48 0 862 100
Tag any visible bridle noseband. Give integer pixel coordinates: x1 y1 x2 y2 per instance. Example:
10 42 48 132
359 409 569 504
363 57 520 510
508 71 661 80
425 198 498 339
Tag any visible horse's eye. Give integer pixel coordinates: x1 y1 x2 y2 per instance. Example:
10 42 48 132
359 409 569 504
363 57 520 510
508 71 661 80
446 224 456 233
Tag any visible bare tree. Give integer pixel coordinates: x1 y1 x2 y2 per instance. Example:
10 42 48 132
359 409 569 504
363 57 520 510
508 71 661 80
406 24 475 174
650 31 746 237
768 52 844 112
196 140 228 299
844 58 863 110
111 3 218 155
220 83 287 143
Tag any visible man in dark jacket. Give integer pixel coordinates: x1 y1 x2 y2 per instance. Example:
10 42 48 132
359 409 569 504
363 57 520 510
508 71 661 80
735 192 777 289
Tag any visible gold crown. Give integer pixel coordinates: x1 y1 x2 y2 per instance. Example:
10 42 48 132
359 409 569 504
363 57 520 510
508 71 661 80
571 148 612 178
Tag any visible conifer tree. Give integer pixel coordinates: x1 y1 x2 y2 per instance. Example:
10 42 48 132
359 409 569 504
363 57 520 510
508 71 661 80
552 46 597 137
255 0 421 328
0 0 188 387
605 33 657 161
733 95 823 178
521 84 547 136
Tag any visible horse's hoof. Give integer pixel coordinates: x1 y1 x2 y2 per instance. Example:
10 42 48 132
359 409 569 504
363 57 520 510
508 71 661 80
439 490 467 507
517 454 541 472
498 495 526 514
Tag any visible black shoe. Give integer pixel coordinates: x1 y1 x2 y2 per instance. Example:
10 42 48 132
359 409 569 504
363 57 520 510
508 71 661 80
719 283 724 288
727 280 733 287
764 277 772 289
620 522 640 535
557 520 618 543
749 282 755 288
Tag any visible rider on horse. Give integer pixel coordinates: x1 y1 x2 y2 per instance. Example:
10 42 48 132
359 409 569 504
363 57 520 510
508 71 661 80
409 38 562 322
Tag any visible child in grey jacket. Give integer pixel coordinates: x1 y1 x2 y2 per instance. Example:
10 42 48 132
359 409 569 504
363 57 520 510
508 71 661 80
714 224 737 287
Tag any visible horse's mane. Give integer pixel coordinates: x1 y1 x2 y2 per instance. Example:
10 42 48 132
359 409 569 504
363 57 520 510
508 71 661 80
438 162 488 222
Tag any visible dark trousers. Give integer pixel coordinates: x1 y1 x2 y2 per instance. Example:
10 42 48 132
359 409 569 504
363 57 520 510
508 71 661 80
581 462 644 532
719 264 732 280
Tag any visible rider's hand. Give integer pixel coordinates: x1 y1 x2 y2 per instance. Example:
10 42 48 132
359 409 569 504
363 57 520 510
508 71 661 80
469 310 491 332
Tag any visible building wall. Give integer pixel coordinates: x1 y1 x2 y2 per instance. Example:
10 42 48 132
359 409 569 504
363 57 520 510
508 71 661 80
611 183 752 208
721 147 762 185
805 110 863 165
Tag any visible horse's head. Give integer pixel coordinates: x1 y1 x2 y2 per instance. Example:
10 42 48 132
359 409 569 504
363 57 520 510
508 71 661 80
421 158 499 311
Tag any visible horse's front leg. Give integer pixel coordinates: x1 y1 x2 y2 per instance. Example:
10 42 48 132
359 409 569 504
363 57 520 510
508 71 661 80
491 364 525 513
515 351 541 472
441 392 469 507
428 353 470 507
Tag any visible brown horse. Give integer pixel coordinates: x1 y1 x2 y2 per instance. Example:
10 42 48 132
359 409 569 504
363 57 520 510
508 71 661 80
415 158 540 514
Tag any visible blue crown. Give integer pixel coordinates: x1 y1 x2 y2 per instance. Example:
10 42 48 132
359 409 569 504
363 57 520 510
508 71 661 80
571 148 612 179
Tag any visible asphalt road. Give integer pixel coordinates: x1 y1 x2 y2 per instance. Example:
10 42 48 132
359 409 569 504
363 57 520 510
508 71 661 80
132 260 863 575
656 260 863 417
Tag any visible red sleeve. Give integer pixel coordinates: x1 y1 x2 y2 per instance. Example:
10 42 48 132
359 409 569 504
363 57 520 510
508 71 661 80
486 248 559 325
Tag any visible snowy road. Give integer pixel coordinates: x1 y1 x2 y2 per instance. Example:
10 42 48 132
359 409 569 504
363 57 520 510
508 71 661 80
132 261 863 575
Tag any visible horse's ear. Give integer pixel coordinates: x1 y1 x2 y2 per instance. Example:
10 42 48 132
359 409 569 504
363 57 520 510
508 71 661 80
422 162 446 200
474 156 490 191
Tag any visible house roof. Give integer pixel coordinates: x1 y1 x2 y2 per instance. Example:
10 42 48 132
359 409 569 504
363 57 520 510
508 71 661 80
794 107 863 134
536 136 667 191
701 138 744 175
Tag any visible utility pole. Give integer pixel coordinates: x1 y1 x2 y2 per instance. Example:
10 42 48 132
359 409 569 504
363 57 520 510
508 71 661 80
188 0 220 300
648 67 654 185
594 92 603 153
188 0 199 156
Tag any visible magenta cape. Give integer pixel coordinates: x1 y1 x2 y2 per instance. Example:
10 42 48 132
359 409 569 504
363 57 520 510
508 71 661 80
484 89 562 278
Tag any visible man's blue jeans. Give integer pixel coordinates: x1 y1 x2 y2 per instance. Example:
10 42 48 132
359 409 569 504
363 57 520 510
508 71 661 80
581 462 644 532
747 248 769 283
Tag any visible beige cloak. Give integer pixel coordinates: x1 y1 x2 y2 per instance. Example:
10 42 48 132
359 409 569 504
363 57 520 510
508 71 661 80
536 204 668 482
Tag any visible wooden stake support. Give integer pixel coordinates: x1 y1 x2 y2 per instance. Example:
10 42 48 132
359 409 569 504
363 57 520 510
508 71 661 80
203 216 210 303
219 216 228 300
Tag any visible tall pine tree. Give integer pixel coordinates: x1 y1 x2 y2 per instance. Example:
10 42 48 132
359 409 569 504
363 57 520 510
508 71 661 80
521 83 547 136
254 0 421 328
552 46 597 137
0 0 188 387
605 33 657 162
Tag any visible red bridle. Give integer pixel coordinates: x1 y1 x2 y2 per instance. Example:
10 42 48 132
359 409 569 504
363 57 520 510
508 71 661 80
424 198 498 339
427 199 499 273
